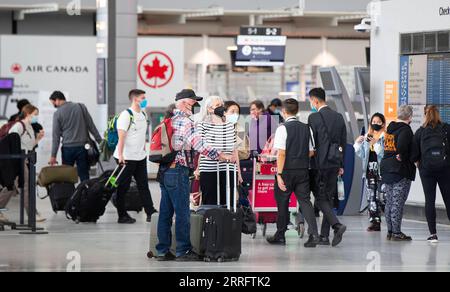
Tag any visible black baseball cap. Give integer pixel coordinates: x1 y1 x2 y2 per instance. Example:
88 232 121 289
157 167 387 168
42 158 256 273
175 89 203 102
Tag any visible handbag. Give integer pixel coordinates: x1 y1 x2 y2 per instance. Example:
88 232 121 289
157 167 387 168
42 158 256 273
318 112 344 165
78 104 100 167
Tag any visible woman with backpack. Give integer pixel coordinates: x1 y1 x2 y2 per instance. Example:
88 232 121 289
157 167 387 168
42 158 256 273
0 104 46 223
354 113 386 232
412 105 450 243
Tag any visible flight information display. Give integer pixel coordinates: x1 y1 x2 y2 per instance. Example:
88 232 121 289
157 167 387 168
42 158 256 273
399 53 450 123
427 53 450 123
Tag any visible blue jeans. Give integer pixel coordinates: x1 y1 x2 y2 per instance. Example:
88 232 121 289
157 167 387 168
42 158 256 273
156 165 191 257
62 146 90 182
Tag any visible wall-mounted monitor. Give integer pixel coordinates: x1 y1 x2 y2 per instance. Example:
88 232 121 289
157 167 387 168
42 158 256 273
0 78 14 94
235 35 287 67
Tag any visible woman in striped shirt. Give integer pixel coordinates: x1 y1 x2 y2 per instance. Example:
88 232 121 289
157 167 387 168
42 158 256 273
194 96 240 206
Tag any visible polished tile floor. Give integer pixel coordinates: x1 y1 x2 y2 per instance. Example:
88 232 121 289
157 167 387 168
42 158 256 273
0 182 449 272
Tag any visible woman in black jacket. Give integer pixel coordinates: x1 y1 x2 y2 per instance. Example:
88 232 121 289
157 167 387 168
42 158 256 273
412 105 450 243
380 105 416 242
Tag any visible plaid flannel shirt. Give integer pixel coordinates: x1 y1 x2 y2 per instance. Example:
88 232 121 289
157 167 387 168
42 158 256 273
172 109 220 167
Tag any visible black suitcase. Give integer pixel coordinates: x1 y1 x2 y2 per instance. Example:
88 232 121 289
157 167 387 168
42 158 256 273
65 166 125 223
45 182 75 213
111 180 143 213
201 163 243 262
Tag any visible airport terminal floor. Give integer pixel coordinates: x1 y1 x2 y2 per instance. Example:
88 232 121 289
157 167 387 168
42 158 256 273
1 182 449 272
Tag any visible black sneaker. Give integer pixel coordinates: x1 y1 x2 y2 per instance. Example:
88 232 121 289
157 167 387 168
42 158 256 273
118 215 136 224
387 232 393 241
266 235 286 245
367 222 381 232
304 235 319 248
157 252 176 262
176 250 201 262
332 224 347 247
427 234 439 243
391 232 412 241
318 236 330 246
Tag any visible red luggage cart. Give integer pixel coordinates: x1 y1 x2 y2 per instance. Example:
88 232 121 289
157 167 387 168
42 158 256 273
248 158 298 238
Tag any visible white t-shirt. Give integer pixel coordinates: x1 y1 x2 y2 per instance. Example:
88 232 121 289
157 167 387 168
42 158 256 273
113 108 148 161
274 117 315 151
9 121 36 151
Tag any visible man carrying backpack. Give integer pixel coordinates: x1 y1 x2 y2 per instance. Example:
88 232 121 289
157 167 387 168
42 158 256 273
412 105 450 243
113 89 157 224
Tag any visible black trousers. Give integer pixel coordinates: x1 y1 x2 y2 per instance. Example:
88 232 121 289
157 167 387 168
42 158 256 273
310 168 340 237
200 171 236 206
116 159 155 217
419 168 450 235
274 169 318 238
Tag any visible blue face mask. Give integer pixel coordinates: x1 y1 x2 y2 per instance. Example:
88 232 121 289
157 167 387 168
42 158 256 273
274 109 281 115
31 116 39 124
310 104 318 113
140 99 148 109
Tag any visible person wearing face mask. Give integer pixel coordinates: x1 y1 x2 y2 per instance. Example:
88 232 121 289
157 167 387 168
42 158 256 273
307 88 347 247
354 113 386 232
194 96 240 206
267 98 285 124
224 101 249 162
381 105 416 241
156 89 233 262
113 89 157 224
249 100 278 156
0 104 46 223
48 91 103 182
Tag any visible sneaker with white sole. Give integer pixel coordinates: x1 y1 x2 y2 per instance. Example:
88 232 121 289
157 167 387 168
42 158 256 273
427 234 439 243
0 211 9 223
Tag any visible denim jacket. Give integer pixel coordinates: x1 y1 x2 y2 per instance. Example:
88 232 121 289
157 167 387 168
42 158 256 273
354 133 385 179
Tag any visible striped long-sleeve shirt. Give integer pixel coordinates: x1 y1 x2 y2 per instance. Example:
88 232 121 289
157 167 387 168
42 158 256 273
172 109 220 167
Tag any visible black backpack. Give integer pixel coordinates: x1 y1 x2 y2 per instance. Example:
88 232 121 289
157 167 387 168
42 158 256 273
420 124 449 171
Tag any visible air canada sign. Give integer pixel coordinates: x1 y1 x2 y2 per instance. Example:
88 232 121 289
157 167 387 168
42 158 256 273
440 6 450 16
11 63 89 74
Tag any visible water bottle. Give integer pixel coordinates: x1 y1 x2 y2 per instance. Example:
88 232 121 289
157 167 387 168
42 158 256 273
337 176 345 201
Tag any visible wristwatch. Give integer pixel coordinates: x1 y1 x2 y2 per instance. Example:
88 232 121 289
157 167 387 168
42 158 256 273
277 173 283 177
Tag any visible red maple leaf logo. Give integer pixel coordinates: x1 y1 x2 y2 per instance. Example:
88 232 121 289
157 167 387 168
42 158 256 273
144 57 168 86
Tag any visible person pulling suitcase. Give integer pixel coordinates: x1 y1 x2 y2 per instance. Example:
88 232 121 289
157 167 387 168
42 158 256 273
156 89 234 262
113 89 158 224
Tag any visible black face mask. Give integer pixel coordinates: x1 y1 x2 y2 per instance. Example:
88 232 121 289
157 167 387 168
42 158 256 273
214 106 226 118
192 103 201 114
371 124 383 131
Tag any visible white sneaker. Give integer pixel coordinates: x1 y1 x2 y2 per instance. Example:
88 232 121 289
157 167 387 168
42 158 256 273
36 213 47 223
0 211 9 223
427 234 439 243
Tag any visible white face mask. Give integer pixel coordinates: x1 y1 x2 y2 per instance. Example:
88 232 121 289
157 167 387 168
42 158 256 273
226 113 239 124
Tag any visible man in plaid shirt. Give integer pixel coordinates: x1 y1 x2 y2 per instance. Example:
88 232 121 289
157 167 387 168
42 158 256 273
156 89 233 262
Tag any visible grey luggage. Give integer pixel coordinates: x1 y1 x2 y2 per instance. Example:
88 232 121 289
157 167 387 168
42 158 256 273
147 213 204 258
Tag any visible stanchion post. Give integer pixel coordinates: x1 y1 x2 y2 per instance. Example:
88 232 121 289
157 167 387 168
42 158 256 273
19 151 48 235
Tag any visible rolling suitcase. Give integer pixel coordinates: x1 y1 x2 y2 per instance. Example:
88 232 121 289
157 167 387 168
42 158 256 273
111 179 144 213
45 182 75 213
201 162 243 262
147 212 204 258
65 165 126 223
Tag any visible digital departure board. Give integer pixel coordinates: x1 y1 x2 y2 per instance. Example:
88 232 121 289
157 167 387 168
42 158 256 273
399 53 450 123
427 53 450 123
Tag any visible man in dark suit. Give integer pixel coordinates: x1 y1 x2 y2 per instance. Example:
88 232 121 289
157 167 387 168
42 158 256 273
308 88 347 247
